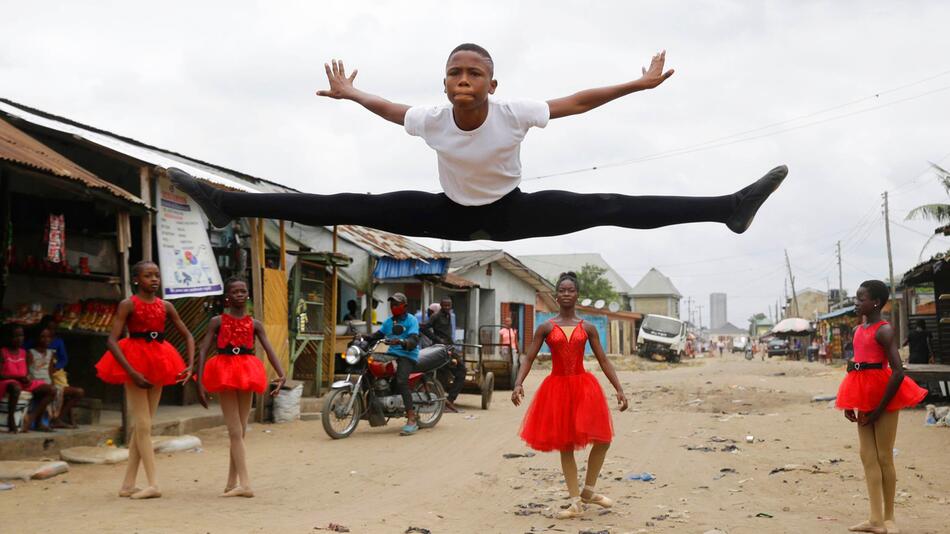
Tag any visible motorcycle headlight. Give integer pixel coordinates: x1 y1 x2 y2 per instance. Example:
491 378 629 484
345 345 363 365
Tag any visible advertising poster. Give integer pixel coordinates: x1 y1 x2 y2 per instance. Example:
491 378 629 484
156 175 223 299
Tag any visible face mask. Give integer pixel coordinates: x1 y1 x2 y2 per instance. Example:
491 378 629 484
391 303 407 316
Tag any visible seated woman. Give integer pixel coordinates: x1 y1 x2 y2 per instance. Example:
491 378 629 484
0 324 55 432
30 328 84 428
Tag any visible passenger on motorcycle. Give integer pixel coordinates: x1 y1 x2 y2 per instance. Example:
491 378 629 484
364 293 421 435
422 297 465 413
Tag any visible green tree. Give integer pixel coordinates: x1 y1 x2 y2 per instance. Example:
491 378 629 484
574 264 618 303
906 163 950 260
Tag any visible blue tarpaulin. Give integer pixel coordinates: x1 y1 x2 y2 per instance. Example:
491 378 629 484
372 257 449 280
817 305 856 321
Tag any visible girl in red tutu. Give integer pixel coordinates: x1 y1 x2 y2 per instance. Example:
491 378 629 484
197 277 285 497
96 260 195 499
836 280 927 534
512 272 628 519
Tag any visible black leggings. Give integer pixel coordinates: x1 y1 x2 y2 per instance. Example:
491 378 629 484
216 188 736 241
396 357 415 413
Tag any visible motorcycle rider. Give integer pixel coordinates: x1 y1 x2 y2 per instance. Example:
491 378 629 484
363 293 421 435
422 297 465 413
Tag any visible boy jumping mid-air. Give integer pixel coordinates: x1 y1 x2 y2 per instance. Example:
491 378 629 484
171 44 787 241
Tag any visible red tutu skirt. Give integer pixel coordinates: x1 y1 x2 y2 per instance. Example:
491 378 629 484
202 355 267 393
96 338 186 386
519 372 613 452
835 368 928 412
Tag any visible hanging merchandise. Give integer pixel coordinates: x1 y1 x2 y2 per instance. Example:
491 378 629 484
46 214 66 263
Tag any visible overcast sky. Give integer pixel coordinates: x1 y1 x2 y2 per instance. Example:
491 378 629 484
3 1 950 326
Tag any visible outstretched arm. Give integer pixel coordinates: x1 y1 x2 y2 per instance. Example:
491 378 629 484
547 50 674 120
316 59 411 125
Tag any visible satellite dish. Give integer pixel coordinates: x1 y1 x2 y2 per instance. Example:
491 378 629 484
608 301 620 312
581 298 593 307
594 299 606 309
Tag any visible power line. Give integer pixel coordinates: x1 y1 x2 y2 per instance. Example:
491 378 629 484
888 217 950 240
525 77 950 182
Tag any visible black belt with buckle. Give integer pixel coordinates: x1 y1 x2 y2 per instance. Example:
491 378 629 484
218 344 255 355
130 331 165 342
847 361 884 372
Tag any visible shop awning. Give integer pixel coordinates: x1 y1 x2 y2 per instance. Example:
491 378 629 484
0 116 147 208
373 257 449 280
817 305 856 321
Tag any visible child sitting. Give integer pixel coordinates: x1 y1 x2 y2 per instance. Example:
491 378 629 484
30 328 84 429
1 324 55 432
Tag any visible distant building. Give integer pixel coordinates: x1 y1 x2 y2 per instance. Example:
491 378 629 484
629 268 682 318
710 292 727 329
750 316 774 337
785 288 829 320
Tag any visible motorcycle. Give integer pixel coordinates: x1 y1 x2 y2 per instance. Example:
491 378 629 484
321 335 451 439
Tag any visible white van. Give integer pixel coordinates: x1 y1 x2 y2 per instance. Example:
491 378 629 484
637 314 688 363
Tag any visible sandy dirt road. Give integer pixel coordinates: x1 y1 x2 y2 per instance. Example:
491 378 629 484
4 354 947 534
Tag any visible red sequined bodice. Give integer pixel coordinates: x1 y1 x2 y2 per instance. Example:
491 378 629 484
854 320 888 365
217 314 254 349
127 296 167 333
547 321 587 376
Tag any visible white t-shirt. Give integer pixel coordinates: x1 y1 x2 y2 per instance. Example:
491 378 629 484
404 98 550 206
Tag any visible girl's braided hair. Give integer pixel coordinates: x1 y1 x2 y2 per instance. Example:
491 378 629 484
556 271 579 291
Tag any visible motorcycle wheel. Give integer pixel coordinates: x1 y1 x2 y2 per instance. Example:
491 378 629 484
415 378 445 429
321 388 363 439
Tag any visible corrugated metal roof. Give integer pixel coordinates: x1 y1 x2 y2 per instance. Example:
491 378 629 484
520 253 634 293
630 268 682 298
335 225 445 261
0 116 147 207
445 249 555 295
0 99 259 193
441 272 479 288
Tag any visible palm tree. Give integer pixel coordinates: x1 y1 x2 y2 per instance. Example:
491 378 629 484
905 163 950 260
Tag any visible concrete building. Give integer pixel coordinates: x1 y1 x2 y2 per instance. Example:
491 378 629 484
520 253 635 310
784 288 830 320
444 250 555 349
710 292 728 329
629 268 682 318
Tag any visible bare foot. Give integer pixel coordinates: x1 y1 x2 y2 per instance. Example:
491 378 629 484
849 520 886 533
130 486 162 499
118 487 142 498
884 520 900 534
222 486 255 498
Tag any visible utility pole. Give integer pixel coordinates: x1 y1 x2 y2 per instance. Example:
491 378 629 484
784 249 801 317
836 240 844 304
882 191 900 340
